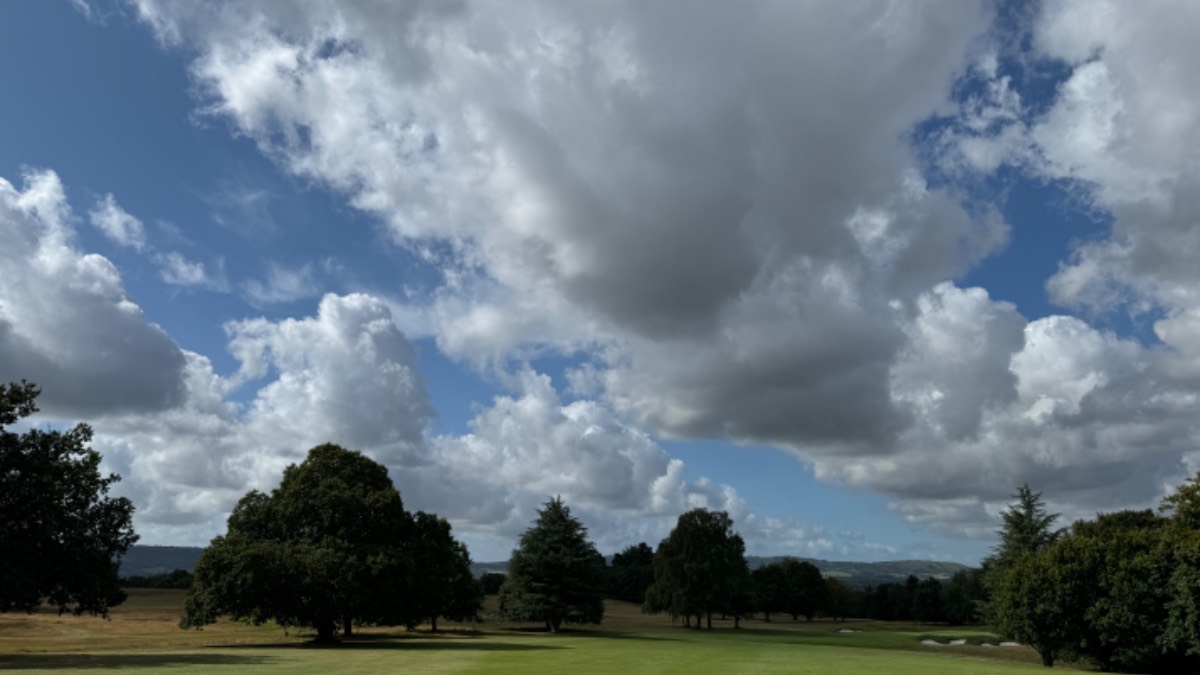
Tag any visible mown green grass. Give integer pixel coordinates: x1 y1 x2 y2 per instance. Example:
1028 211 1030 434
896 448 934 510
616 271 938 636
0 590 1070 674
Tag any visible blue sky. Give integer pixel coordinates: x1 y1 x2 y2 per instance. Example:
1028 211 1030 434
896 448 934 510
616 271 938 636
3 0 1199 564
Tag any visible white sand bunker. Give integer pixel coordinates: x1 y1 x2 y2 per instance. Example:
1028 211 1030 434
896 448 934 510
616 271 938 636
1000 641 1020 647
921 638 968 646
837 628 860 633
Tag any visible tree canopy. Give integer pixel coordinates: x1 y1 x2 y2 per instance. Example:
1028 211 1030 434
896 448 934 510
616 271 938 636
607 542 655 604
498 497 606 632
645 508 749 629
407 511 482 631
181 443 413 641
0 381 138 617
988 479 1200 673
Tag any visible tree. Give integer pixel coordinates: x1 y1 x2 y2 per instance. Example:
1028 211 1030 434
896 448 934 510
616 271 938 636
983 484 1060 622
644 508 749 629
607 542 655 604
181 444 413 642
824 577 857 621
942 568 984 625
988 484 1060 572
480 572 506 595
752 563 785 621
992 548 1086 668
407 511 482 632
912 577 945 623
779 559 826 621
497 497 605 633
0 381 138 617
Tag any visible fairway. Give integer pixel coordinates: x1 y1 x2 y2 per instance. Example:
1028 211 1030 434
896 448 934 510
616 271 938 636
0 591 1069 674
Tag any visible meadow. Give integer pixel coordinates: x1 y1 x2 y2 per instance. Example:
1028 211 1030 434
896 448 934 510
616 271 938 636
0 590 1071 674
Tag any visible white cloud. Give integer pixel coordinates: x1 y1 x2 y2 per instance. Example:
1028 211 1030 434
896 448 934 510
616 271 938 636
87 291 855 559
0 170 186 416
156 251 228 291
88 194 146 250
123 1 1200 547
242 261 321 305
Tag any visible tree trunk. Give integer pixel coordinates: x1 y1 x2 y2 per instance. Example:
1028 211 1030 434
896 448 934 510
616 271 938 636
706 611 712 630
683 614 691 628
315 617 338 643
734 615 741 629
549 616 562 633
431 616 438 633
1040 650 1054 668
764 611 772 622
342 615 353 638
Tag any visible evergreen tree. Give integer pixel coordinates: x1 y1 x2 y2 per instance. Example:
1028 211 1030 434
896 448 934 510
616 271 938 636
989 484 1061 571
497 497 605 632
983 484 1060 620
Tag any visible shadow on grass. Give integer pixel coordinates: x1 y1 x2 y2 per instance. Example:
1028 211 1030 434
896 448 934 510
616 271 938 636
0 653 277 670
212 636 565 652
548 630 679 642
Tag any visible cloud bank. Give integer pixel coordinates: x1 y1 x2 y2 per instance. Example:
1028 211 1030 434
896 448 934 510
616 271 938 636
6 1 1200 558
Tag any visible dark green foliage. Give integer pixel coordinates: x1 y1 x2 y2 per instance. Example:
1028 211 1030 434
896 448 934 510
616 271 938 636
912 577 944 623
982 484 1060 625
0 382 138 617
408 511 482 631
751 564 785 621
181 444 413 642
823 577 857 621
480 572 506 595
122 569 195 589
992 548 1083 667
777 559 826 621
942 568 985 625
858 573 975 623
644 508 749 629
988 482 1200 673
1161 473 1200 530
607 542 655 604
497 497 606 632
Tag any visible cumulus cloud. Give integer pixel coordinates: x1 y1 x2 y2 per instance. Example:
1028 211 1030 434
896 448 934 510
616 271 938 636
130 0 998 439
89 291 846 558
0 170 186 417
88 193 146 250
118 1 1200 546
95 292 434 542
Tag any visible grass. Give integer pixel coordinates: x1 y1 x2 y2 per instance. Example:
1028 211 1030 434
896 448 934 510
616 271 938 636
0 590 1073 674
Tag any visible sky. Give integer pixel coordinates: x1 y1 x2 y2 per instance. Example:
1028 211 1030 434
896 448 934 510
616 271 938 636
2 0 1199 564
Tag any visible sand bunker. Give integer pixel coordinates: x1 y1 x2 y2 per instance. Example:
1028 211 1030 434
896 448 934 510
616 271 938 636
837 628 860 633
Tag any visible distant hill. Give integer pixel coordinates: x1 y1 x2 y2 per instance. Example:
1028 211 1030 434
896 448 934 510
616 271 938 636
120 545 204 578
125 545 970 591
470 556 970 590
745 556 970 589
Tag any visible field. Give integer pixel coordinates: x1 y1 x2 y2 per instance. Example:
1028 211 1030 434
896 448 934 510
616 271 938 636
0 590 1072 674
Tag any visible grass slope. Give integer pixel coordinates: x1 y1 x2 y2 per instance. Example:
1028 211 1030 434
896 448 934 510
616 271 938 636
0 590 1070 674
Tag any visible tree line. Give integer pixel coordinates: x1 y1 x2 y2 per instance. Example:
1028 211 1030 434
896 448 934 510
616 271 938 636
986 483 1200 672
12 378 1200 670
